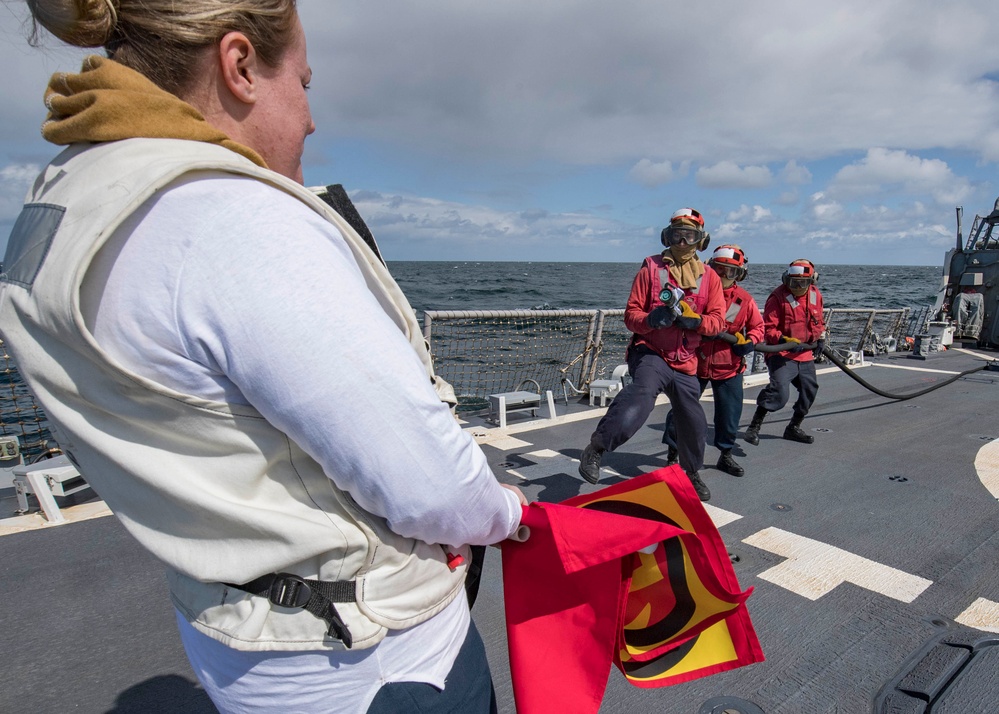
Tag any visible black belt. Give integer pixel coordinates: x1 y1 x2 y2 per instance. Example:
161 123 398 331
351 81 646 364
225 573 354 648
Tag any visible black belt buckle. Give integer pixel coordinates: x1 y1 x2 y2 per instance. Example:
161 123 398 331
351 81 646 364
267 573 312 609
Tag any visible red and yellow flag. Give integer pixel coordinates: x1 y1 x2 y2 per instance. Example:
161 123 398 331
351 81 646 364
501 465 763 713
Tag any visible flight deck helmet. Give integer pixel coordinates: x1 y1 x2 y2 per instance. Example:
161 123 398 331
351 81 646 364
782 259 818 294
661 208 710 251
708 244 748 282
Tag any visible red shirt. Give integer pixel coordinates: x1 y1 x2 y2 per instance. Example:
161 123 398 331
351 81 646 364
696 283 764 380
624 255 726 375
762 284 825 362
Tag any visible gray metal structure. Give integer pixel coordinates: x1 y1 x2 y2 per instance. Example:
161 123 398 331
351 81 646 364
934 197 999 348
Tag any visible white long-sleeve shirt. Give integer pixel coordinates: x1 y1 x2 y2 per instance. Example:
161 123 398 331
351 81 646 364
80 173 519 712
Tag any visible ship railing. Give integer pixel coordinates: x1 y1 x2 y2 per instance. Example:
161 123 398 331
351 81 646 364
821 308 910 356
0 307 931 425
0 337 54 461
425 307 923 409
422 309 605 412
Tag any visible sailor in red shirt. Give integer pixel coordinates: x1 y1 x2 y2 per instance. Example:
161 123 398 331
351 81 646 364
664 245 763 477
744 259 826 445
578 208 726 501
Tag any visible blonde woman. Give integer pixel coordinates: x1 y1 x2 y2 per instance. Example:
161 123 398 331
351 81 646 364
3 2 524 711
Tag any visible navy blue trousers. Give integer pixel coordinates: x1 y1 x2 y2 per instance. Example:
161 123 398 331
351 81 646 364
756 355 818 419
590 346 707 474
664 373 744 453
367 620 497 713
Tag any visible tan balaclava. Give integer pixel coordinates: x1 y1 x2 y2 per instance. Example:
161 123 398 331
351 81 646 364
663 217 706 290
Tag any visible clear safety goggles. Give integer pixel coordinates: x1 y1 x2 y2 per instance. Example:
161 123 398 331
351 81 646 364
668 227 702 246
714 264 741 280
787 276 812 291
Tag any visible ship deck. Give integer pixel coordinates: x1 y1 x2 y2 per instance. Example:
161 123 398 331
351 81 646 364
2 346 999 713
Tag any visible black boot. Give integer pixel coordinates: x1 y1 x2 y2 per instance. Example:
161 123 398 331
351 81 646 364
666 445 679 466
744 406 767 446
579 442 605 484
687 471 710 501
716 449 744 477
783 414 814 444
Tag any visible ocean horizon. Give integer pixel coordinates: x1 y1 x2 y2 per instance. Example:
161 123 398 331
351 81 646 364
387 261 941 315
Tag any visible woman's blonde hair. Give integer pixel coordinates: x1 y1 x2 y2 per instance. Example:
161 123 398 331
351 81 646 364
27 0 298 95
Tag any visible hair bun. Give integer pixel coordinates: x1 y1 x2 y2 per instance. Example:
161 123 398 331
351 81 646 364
28 0 117 48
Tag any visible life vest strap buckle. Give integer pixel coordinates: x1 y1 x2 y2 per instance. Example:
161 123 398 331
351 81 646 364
267 573 312 609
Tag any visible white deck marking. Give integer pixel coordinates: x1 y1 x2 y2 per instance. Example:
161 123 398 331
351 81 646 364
743 373 771 389
466 395 675 450
497 448 625 481
955 597 999 633
703 503 742 528
868 363 961 375
0 500 112 536
742 364 853 390
976 437 999 500
741 363 852 402
471 432 533 451
953 347 996 361
743 527 932 603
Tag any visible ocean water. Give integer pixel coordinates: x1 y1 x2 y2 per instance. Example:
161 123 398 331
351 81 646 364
389 261 942 316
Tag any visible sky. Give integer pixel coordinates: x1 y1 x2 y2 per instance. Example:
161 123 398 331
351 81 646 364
2 0 999 266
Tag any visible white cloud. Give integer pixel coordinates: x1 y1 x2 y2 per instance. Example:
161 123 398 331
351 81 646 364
726 204 773 222
809 194 846 223
828 148 972 205
289 0 999 167
3 2 997 266
696 162 773 189
349 190 649 260
0 162 40 221
628 158 687 187
781 160 812 186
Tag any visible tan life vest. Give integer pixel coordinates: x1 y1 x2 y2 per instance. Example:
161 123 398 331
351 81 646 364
0 138 467 651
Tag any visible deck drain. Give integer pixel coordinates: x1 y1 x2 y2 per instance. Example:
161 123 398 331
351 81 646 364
812 427 832 433
971 434 996 442
888 475 909 483
769 503 792 512
498 461 517 468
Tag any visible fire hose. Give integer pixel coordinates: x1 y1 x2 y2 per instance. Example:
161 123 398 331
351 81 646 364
711 332 990 401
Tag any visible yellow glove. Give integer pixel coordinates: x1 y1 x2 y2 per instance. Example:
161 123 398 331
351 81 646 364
780 335 808 353
731 332 755 356
676 301 702 330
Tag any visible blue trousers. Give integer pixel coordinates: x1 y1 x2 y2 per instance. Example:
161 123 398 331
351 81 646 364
756 355 818 419
664 373 744 453
590 346 707 474
367 620 497 713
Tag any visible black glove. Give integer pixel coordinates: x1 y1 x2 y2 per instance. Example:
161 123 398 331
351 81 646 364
646 305 677 329
675 301 702 330
812 339 826 357
731 335 755 356
780 335 810 353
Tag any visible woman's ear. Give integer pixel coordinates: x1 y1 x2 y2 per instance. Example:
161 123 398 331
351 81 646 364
218 31 258 104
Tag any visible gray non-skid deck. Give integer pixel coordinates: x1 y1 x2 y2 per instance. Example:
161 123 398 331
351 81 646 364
2 347 998 713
